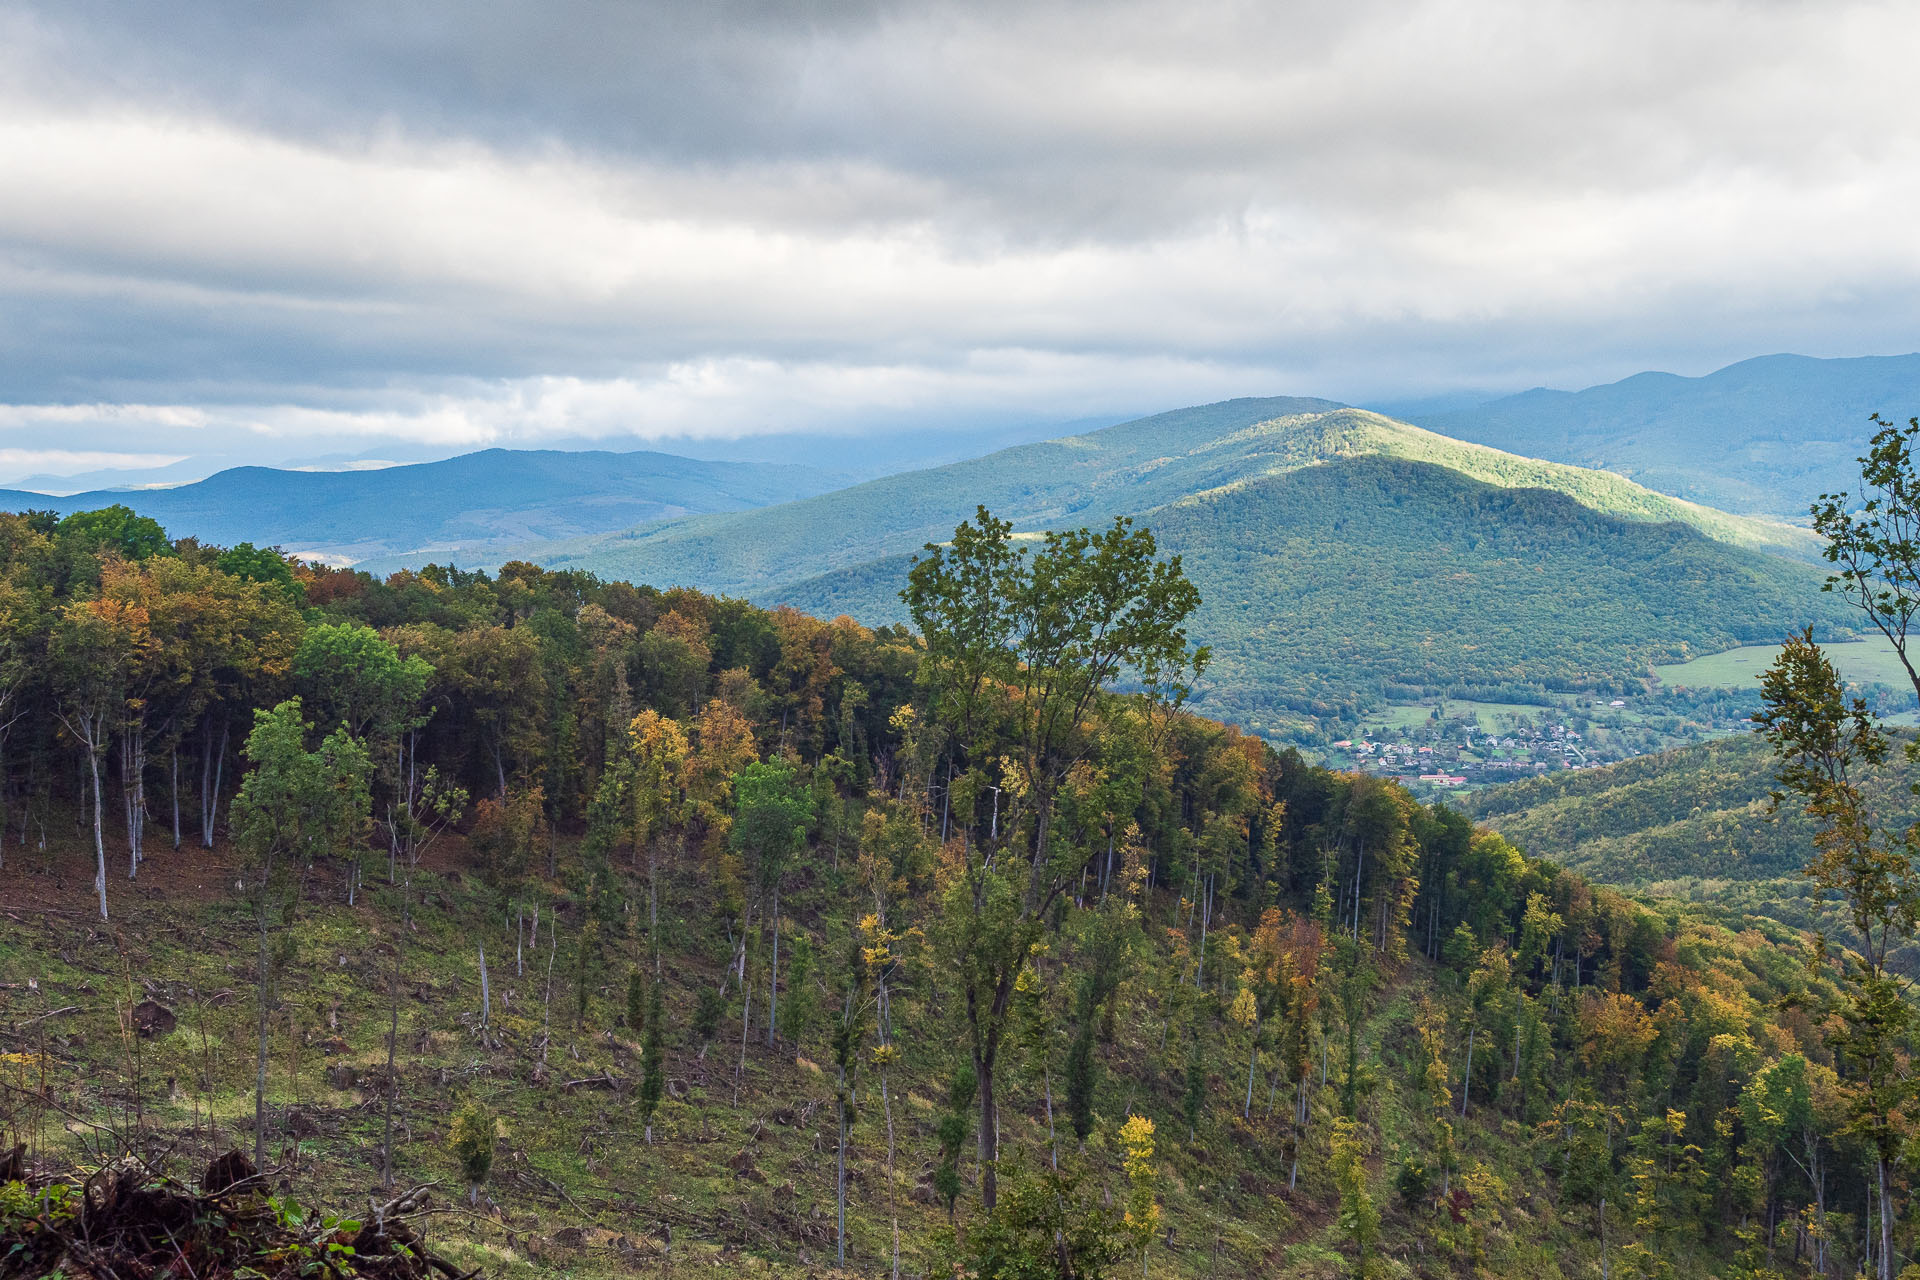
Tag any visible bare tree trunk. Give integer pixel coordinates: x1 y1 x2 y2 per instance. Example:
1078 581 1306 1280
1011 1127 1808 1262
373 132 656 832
541 919 557 1065
478 944 491 1028
836 1092 849 1270
975 1045 999 1210
171 747 180 850
203 719 227 848
1460 1022 1475 1118
253 851 275 1167
1043 1063 1059 1170
882 1066 900 1280
736 899 755 1101
87 739 107 920
1878 1156 1893 1280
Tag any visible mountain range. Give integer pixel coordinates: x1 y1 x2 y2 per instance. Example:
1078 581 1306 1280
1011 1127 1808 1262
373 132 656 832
1401 352 1920 517
0 449 843 567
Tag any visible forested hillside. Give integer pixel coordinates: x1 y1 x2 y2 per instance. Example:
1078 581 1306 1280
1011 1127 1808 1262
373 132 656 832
779 455 1845 736
0 448 841 570
1464 734 1920 971
1407 353 1920 517
0 503 1899 1279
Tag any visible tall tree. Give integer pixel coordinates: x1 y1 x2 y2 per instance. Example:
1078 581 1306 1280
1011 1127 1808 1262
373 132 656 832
229 698 372 1165
906 505 1205 1208
729 758 812 1062
1758 633 1917 1280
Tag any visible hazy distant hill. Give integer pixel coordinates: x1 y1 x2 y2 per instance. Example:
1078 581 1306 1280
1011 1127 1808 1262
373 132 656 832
0 448 843 568
535 399 1841 734
1404 352 1920 516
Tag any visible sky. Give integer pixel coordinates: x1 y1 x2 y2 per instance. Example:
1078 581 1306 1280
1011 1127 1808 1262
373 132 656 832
2 0 1918 487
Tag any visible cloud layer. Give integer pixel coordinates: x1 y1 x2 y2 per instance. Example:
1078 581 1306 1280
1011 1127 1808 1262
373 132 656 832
1 0 1916 481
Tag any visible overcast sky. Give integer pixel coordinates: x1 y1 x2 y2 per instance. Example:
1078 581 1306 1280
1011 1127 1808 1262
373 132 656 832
1 0 1917 485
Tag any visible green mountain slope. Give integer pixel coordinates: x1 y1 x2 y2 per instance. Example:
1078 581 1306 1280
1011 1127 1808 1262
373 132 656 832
1406 352 1920 517
537 400 1819 598
777 454 1846 733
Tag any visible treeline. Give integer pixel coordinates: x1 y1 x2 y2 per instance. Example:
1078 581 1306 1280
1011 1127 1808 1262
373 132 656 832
0 501 1895 1276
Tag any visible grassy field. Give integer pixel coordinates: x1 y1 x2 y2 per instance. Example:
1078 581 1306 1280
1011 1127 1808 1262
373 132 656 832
1357 700 1555 736
1654 636 1914 691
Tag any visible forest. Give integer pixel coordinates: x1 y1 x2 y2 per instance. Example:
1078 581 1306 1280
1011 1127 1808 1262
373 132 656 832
0 499 1906 1279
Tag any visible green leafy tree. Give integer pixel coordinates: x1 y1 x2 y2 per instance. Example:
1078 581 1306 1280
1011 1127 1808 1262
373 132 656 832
447 1098 496 1207
729 757 813 1069
293 622 431 742
638 975 665 1144
1330 1115 1380 1279
1758 632 1916 1280
215 542 302 598
906 505 1205 1208
57 505 170 560
230 697 372 1166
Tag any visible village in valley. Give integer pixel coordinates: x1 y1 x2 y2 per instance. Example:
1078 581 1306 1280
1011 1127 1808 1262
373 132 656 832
1316 686 1769 794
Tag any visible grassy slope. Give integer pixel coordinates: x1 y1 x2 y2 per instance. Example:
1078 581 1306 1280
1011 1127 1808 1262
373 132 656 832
776 456 1847 734
1 824 1727 1280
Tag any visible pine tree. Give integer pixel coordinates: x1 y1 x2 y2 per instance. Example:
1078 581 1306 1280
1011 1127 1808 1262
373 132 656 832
638 975 665 1143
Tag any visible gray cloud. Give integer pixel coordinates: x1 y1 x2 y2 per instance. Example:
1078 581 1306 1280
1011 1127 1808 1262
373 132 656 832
0 0 1915 483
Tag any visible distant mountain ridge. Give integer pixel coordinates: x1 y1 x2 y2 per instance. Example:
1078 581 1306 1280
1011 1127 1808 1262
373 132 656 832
1402 352 1920 517
0 448 845 568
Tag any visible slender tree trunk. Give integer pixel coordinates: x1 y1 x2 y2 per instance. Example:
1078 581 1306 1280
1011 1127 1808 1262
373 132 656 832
735 899 754 1099
204 720 227 848
648 840 661 977
541 919 557 1064
253 852 274 1168
1043 1063 1058 1171
1598 1196 1609 1280
87 739 107 920
1460 1022 1475 1118
382 889 404 1189
1878 1156 1893 1280
975 1044 999 1210
1350 840 1365 942
478 944 491 1028
767 884 780 1046
171 747 180 850
836 1093 849 1269
1244 1041 1258 1118
878 1072 900 1279
1195 872 1211 984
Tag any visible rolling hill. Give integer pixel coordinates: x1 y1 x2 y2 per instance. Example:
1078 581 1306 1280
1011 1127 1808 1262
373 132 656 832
1403 352 1920 517
1462 731 1920 971
0 448 843 568
536 400 1843 734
